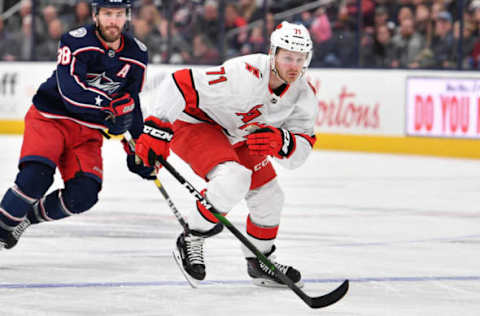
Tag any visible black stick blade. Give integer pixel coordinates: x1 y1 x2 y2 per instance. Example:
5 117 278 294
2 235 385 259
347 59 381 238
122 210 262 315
308 280 349 309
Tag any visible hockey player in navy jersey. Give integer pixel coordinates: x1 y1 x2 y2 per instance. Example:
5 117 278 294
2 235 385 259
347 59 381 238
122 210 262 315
0 0 154 250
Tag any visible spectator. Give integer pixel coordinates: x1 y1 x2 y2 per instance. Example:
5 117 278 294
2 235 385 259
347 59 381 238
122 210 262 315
310 6 339 67
240 25 265 55
37 18 64 61
188 33 220 65
340 0 375 27
7 0 44 38
414 4 432 40
132 18 162 63
332 3 357 66
0 17 17 61
137 4 162 35
453 21 476 69
62 0 92 30
397 6 414 25
374 6 390 29
238 0 263 23
156 17 191 64
172 5 194 42
193 0 219 44
362 24 395 68
225 3 248 55
10 14 34 61
41 5 58 34
470 0 480 35
429 11 455 68
431 1 446 21
310 7 332 44
293 10 314 30
391 17 425 68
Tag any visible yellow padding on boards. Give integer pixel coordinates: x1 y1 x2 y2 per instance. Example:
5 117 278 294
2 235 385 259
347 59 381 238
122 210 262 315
0 120 24 134
315 133 480 159
1 121 479 159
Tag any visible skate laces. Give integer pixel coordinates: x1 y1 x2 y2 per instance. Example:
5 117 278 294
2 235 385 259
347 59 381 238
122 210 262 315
184 234 205 265
12 219 31 240
259 255 289 275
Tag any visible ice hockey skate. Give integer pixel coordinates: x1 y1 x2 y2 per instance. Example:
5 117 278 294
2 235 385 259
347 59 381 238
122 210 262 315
0 218 31 250
246 245 303 288
172 224 223 287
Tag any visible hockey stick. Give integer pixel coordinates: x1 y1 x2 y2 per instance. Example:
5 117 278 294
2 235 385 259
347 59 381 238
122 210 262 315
156 155 349 309
122 132 190 233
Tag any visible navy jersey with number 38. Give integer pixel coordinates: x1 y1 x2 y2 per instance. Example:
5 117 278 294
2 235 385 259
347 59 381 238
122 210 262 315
32 24 148 138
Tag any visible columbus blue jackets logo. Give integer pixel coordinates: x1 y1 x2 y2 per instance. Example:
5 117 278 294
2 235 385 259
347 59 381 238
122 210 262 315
86 72 121 95
69 27 87 38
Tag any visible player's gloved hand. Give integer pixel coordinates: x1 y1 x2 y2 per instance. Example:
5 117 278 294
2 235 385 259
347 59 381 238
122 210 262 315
103 92 135 135
246 125 296 159
136 116 173 167
121 138 156 180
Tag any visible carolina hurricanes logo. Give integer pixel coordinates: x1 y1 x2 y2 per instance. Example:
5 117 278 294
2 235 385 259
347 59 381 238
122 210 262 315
236 104 263 129
86 72 121 95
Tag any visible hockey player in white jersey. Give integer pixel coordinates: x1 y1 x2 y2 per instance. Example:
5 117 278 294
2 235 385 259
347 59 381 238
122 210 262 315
135 21 317 287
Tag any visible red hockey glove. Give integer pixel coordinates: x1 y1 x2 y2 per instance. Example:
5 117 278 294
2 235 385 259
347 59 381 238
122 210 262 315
135 116 173 167
246 126 296 159
102 92 135 135
103 92 135 117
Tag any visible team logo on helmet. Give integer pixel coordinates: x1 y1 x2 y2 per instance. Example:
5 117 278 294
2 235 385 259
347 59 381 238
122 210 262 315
69 27 87 38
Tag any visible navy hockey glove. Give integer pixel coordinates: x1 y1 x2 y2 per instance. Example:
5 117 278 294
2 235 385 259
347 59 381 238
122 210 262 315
103 92 135 135
136 116 173 167
121 138 156 180
246 125 296 158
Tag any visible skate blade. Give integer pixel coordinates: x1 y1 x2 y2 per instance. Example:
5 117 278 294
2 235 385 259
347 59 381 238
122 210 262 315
252 278 304 288
172 248 199 289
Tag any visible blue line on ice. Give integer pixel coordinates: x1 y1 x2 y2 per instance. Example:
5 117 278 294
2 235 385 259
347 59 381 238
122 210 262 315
1 276 479 289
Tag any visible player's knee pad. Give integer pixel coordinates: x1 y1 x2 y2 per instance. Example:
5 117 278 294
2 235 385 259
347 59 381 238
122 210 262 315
188 162 251 232
62 176 100 214
206 161 252 212
246 179 284 226
15 162 55 199
0 162 53 229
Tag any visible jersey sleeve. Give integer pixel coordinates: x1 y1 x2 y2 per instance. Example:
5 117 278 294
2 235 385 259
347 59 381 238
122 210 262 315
55 33 111 119
145 70 189 123
276 85 318 169
146 64 231 124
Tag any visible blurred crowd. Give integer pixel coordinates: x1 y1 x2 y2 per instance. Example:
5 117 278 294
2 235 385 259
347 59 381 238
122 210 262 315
1 0 480 69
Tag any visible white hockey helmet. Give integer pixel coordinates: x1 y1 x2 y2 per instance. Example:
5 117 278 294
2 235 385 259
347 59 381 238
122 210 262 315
269 21 313 73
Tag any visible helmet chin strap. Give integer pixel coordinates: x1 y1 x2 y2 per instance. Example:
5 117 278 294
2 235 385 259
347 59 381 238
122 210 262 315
273 67 288 85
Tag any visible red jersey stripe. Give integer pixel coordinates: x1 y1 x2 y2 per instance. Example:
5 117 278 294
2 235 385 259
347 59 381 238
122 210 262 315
172 69 215 123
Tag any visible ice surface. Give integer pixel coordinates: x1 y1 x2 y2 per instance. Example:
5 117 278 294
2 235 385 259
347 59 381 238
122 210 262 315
1 135 479 315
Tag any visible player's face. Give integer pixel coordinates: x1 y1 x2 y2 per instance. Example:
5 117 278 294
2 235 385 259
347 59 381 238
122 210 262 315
274 49 307 84
95 7 127 42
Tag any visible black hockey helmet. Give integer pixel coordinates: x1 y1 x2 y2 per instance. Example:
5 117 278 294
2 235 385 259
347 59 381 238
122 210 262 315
91 0 132 34
91 0 132 16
